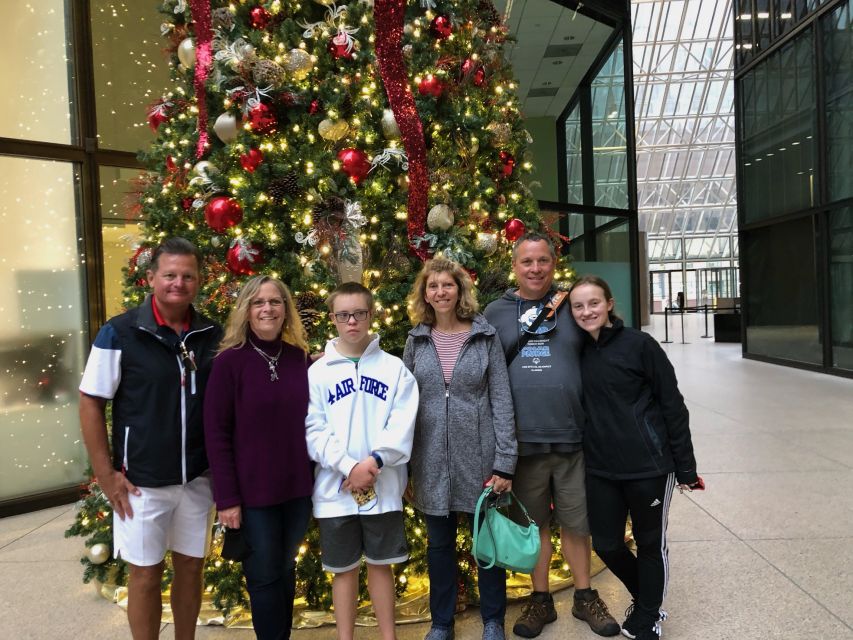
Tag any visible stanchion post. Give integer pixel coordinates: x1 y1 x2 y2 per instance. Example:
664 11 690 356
679 304 689 344
701 303 712 339
661 306 673 344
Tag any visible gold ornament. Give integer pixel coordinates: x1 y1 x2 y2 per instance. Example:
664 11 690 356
318 118 350 141
381 109 401 140
475 232 498 256
286 49 313 80
177 38 196 68
87 543 110 565
486 122 512 146
427 204 454 231
397 174 409 191
303 260 318 278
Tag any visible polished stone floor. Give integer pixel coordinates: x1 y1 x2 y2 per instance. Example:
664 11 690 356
2 314 852 639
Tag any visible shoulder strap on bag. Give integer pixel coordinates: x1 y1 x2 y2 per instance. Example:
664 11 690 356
472 487 494 569
505 291 568 367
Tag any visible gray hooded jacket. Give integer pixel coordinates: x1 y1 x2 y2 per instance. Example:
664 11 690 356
403 314 517 516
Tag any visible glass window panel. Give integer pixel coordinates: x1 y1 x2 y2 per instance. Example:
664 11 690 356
822 0 853 202
591 43 629 209
663 1 685 40
0 157 88 500
744 216 821 364
739 29 816 223
100 166 145 318
91 0 173 152
830 206 853 370
0 1 74 144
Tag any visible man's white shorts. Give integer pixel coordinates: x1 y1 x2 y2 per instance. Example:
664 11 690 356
113 474 214 566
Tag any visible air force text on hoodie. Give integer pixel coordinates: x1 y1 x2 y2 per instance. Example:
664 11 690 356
306 334 419 518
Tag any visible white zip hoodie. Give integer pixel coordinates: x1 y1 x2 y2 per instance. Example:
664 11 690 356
306 334 418 518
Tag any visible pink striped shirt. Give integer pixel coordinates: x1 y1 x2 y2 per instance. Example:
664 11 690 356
430 327 470 385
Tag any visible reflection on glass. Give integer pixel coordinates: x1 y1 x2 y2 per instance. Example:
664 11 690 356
100 166 144 318
591 44 628 209
91 0 172 151
830 206 853 370
739 29 815 223
565 106 583 204
0 1 73 144
0 157 88 500
822 0 853 203
744 217 821 364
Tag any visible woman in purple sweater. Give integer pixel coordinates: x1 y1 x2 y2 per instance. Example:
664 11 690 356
204 275 313 640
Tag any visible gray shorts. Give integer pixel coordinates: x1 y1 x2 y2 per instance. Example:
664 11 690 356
317 511 408 573
512 451 590 536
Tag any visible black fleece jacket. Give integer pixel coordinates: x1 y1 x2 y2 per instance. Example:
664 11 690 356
579 318 697 484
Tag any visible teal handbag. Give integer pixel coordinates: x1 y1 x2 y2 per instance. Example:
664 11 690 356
472 487 540 573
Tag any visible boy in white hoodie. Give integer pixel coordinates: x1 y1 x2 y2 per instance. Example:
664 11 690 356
306 282 418 640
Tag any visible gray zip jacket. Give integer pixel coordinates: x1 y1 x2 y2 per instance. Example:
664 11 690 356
403 314 517 516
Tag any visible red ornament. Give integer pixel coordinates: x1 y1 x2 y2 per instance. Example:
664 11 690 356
240 148 264 172
147 103 170 131
249 6 272 29
503 218 526 242
473 67 487 87
182 197 194 211
204 196 244 232
461 57 475 76
328 32 355 60
226 238 264 275
309 99 322 115
499 150 515 178
430 14 452 39
418 74 444 98
337 148 371 184
165 155 177 171
245 102 277 134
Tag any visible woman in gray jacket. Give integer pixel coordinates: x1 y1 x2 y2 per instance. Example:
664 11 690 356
403 258 518 640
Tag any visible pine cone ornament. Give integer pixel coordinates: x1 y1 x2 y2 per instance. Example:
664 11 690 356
212 7 234 31
313 195 346 221
253 59 284 86
296 291 323 331
478 0 502 26
269 172 301 202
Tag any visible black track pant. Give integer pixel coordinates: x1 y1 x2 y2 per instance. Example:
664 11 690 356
586 473 675 615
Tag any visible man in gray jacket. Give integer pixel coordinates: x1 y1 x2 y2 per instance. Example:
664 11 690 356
484 232 619 639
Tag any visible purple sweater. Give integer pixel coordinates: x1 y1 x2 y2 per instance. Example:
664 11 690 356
204 332 314 510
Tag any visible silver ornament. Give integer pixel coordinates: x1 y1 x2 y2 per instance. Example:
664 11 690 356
177 38 196 68
381 109 401 140
427 204 454 231
193 161 219 178
213 113 238 143
211 236 222 248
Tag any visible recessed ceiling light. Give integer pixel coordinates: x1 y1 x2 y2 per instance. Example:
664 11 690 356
552 60 563 65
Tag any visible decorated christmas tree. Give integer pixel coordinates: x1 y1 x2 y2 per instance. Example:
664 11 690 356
68 0 575 623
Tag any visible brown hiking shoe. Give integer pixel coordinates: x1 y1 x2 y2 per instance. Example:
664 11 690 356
571 589 620 637
512 594 557 638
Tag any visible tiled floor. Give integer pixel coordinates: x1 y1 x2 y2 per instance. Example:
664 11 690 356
2 314 852 639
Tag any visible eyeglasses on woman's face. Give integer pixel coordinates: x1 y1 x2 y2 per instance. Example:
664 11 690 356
250 297 284 309
331 309 370 323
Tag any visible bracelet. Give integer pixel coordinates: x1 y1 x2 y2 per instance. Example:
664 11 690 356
370 451 384 469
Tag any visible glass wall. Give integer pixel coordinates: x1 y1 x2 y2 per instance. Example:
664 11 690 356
565 106 583 204
823 0 853 202
830 205 853 370
591 44 629 209
0 158 89 500
739 29 816 223
100 166 144 317
735 0 853 375
0 0 74 144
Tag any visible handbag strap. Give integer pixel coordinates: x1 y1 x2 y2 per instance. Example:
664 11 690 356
506 291 568 367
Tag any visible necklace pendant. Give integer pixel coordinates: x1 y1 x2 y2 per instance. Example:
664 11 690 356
269 362 278 381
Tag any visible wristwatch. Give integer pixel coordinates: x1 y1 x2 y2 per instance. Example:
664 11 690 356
370 451 384 469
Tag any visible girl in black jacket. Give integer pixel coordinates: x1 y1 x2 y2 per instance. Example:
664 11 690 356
568 275 703 640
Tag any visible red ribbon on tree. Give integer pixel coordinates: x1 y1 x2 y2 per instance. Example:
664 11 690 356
373 0 430 260
190 0 213 158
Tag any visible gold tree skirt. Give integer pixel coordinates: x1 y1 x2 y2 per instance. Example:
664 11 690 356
93 555 608 629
